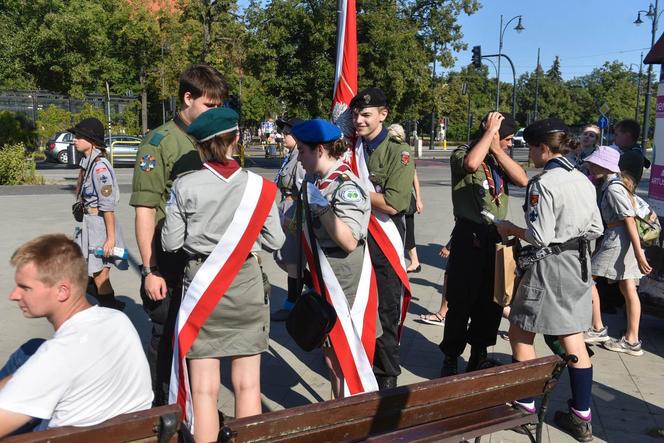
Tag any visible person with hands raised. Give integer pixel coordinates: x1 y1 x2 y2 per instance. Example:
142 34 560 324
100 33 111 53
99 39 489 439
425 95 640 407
440 111 526 378
495 119 603 443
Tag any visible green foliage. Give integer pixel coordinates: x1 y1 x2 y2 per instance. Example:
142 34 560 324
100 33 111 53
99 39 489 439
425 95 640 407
37 105 72 145
0 112 37 147
0 143 43 185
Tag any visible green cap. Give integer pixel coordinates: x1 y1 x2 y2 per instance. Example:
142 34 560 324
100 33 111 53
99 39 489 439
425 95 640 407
187 107 239 142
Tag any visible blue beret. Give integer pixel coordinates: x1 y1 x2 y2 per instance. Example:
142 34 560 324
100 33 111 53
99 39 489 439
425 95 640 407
291 118 342 144
187 107 239 142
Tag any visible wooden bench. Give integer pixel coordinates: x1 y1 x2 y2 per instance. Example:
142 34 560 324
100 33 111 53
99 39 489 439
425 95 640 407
3 404 180 443
219 355 568 443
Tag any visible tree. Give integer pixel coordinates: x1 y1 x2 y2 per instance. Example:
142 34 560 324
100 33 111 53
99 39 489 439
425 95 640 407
546 56 563 82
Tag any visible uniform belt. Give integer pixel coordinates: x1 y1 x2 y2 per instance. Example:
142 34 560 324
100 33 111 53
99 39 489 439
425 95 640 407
607 221 623 229
85 207 100 215
320 240 364 256
188 252 253 262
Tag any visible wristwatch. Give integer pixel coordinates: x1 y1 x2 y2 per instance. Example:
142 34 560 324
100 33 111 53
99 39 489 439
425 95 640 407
141 265 159 277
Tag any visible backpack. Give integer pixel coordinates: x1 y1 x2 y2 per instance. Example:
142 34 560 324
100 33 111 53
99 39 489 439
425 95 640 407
603 180 661 247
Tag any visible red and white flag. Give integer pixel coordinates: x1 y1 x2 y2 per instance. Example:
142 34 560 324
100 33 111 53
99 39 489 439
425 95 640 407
331 0 358 140
169 168 277 428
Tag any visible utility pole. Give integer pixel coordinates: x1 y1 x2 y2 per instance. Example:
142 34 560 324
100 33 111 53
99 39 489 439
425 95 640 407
534 48 541 123
430 41 437 150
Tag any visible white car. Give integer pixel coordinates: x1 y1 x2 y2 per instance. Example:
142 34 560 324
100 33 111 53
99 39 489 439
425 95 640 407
512 128 525 147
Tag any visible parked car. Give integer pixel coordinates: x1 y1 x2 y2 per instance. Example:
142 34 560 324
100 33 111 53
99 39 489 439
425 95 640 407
105 135 142 166
512 128 525 147
45 131 74 163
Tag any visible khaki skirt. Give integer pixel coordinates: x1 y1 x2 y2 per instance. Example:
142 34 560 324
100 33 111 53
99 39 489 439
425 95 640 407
184 254 269 359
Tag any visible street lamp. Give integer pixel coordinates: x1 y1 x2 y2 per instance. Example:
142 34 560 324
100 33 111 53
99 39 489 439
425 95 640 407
496 14 525 111
629 53 644 123
634 1 661 147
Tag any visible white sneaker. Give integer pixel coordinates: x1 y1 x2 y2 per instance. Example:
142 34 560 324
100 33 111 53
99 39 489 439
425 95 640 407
603 336 644 356
583 326 609 344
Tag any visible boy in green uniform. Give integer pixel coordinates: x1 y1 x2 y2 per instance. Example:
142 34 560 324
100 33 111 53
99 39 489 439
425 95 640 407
351 88 415 390
440 112 528 376
130 64 228 405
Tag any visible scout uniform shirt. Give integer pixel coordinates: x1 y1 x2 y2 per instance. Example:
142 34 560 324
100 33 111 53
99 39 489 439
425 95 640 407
365 128 415 213
130 113 202 224
312 160 370 249
450 146 509 225
275 147 306 199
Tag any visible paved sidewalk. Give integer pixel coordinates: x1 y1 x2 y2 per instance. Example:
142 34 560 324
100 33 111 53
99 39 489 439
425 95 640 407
0 161 662 442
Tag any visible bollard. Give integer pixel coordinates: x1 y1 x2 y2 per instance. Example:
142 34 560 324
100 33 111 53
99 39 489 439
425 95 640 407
443 139 447 150
416 139 422 158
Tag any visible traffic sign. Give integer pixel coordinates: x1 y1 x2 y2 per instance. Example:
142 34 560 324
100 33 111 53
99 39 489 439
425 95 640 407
600 102 610 115
597 115 609 129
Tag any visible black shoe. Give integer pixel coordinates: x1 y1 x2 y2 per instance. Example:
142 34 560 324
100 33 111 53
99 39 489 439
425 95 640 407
554 410 593 442
466 347 488 372
376 376 397 390
441 355 458 377
270 309 291 322
96 293 125 311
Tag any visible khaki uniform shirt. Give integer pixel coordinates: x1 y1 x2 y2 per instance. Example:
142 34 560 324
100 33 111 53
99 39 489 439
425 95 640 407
129 114 202 224
162 167 285 256
524 157 603 248
275 147 305 197
366 134 415 213
450 146 510 225
312 160 370 249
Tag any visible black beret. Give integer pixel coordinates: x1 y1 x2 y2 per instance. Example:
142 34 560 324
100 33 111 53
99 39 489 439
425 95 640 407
276 117 304 130
523 118 568 145
480 112 518 140
350 87 388 110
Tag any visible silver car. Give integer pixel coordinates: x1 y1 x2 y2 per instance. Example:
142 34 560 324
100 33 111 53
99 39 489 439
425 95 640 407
45 131 74 163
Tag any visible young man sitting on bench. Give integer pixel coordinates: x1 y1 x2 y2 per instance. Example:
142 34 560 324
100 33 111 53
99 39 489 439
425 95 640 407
0 234 153 437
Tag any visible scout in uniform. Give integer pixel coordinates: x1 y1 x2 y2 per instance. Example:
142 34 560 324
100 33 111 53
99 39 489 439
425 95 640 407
271 117 311 321
71 117 127 311
613 119 650 185
496 119 604 442
350 88 415 390
441 112 528 377
162 107 284 442
294 118 376 398
130 64 228 405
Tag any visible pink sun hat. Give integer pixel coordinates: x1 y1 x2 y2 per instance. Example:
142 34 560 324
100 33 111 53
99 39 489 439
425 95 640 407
584 145 621 173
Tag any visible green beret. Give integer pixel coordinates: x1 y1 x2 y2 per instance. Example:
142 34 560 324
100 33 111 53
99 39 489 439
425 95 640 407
187 107 239 142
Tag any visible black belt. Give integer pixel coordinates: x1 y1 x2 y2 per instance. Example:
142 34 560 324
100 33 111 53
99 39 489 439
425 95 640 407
321 240 364 256
188 252 253 262
517 237 589 282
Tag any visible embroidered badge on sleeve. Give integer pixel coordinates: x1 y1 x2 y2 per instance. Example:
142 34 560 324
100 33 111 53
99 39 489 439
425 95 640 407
140 154 157 172
400 151 411 166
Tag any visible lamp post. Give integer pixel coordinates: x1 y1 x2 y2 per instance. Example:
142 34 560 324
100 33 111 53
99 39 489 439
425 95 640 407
634 1 660 147
629 54 644 123
430 41 437 150
496 14 525 111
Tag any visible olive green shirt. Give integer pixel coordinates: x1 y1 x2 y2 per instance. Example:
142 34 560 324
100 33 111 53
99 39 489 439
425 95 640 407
367 135 415 213
129 114 202 224
450 146 510 225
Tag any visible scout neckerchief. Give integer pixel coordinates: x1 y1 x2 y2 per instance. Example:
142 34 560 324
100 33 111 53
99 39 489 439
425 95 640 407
169 162 277 430
351 137 412 341
481 155 504 206
301 168 379 396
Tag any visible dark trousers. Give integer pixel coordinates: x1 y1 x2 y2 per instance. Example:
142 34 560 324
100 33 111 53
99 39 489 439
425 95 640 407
140 229 187 406
440 220 503 358
371 215 406 379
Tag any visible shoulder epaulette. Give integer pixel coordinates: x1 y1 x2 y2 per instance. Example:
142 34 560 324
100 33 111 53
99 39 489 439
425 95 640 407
148 131 166 147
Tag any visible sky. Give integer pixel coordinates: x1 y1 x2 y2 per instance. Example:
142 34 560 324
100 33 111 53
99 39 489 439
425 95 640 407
237 0 661 82
449 0 657 81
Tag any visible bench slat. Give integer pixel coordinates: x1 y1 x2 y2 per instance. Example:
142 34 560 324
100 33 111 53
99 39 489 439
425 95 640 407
224 356 561 442
363 404 536 443
4 405 180 443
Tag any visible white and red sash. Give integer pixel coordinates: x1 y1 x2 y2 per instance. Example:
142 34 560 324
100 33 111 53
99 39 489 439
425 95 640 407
169 163 277 428
303 166 378 396
351 139 412 339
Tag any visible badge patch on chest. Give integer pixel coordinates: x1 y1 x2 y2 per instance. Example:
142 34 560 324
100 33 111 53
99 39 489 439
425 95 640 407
100 185 113 197
340 187 362 202
400 151 411 166
140 154 157 172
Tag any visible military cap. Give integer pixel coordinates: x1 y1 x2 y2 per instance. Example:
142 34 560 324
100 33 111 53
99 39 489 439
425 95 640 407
186 107 239 142
276 117 304 130
350 87 388 110
479 112 518 140
523 118 568 145
291 118 342 144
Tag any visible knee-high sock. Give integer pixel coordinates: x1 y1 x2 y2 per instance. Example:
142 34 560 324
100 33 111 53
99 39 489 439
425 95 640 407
569 366 593 415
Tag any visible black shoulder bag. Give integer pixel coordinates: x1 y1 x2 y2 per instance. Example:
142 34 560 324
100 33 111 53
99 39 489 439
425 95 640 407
72 157 95 222
286 183 338 352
